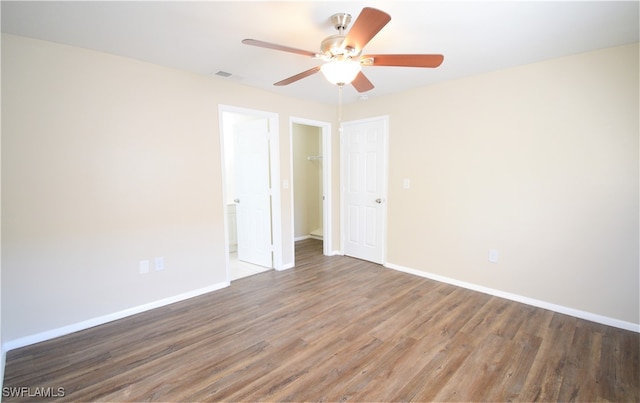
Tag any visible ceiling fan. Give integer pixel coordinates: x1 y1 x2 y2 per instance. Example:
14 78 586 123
242 7 444 92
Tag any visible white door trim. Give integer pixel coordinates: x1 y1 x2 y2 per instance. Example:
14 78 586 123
218 105 282 278
340 115 389 264
289 117 332 260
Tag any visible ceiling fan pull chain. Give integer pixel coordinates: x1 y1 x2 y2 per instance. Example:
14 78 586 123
338 84 343 132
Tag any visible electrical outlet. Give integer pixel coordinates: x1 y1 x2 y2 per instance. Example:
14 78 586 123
489 249 499 263
155 257 164 271
139 260 150 274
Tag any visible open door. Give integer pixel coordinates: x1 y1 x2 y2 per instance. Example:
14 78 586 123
234 118 273 268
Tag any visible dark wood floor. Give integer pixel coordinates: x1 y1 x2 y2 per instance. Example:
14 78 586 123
4 239 639 402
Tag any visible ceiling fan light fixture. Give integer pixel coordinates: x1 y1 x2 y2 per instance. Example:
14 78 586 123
320 58 361 86
243 7 443 92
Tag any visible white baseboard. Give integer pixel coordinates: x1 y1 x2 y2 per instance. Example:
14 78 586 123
3 281 230 352
385 262 639 333
295 235 324 241
277 262 295 271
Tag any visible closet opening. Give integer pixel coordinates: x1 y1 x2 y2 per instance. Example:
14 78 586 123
290 118 332 263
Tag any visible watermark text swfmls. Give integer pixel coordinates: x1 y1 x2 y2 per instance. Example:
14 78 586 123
2 387 66 398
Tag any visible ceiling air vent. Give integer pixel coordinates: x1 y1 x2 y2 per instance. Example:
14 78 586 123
214 70 232 78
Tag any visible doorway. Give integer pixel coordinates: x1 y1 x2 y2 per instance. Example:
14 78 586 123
220 105 281 281
292 123 323 242
290 118 332 264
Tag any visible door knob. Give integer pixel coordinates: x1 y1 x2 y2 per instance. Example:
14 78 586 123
234 198 240 203
375 198 382 204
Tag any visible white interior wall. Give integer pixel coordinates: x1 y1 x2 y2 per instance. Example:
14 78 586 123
2 33 637 357
344 43 639 326
1 34 337 345
0 69 3 385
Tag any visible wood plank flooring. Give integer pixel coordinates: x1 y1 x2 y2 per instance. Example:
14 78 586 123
3 239 639 401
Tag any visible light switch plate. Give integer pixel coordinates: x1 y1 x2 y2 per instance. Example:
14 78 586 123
155 257 164 271
489 249 499 263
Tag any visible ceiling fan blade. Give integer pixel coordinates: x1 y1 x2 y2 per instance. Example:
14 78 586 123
343 7 391 54
274 66 321 86
352 71 374 92
242 39 317 57
365 54 444 68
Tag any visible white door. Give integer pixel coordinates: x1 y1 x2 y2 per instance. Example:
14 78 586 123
234 119 273 268
342 117 388 264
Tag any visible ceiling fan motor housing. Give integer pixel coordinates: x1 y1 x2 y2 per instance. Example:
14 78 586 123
320 35 350 57
321 13 358 59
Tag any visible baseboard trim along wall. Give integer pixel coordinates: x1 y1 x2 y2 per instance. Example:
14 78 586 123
3 281 230 353
7 261 635 355
278 263 295 271
385 262 640 333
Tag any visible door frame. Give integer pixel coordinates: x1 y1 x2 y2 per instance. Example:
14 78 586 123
340 115 389 263
289 117 333 261
219 105 282 280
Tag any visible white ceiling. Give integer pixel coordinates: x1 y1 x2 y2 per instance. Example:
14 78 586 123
2 1 638 105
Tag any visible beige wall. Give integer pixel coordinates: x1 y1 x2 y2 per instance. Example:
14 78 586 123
1 34 336 342
344 43 639 325
292 123 322 238
2 33 638 347
0 45 3 382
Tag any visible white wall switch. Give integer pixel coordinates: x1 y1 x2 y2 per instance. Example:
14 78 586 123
489 249 499 263
155 257 164 271
139 260 149 274
403 178 411 189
